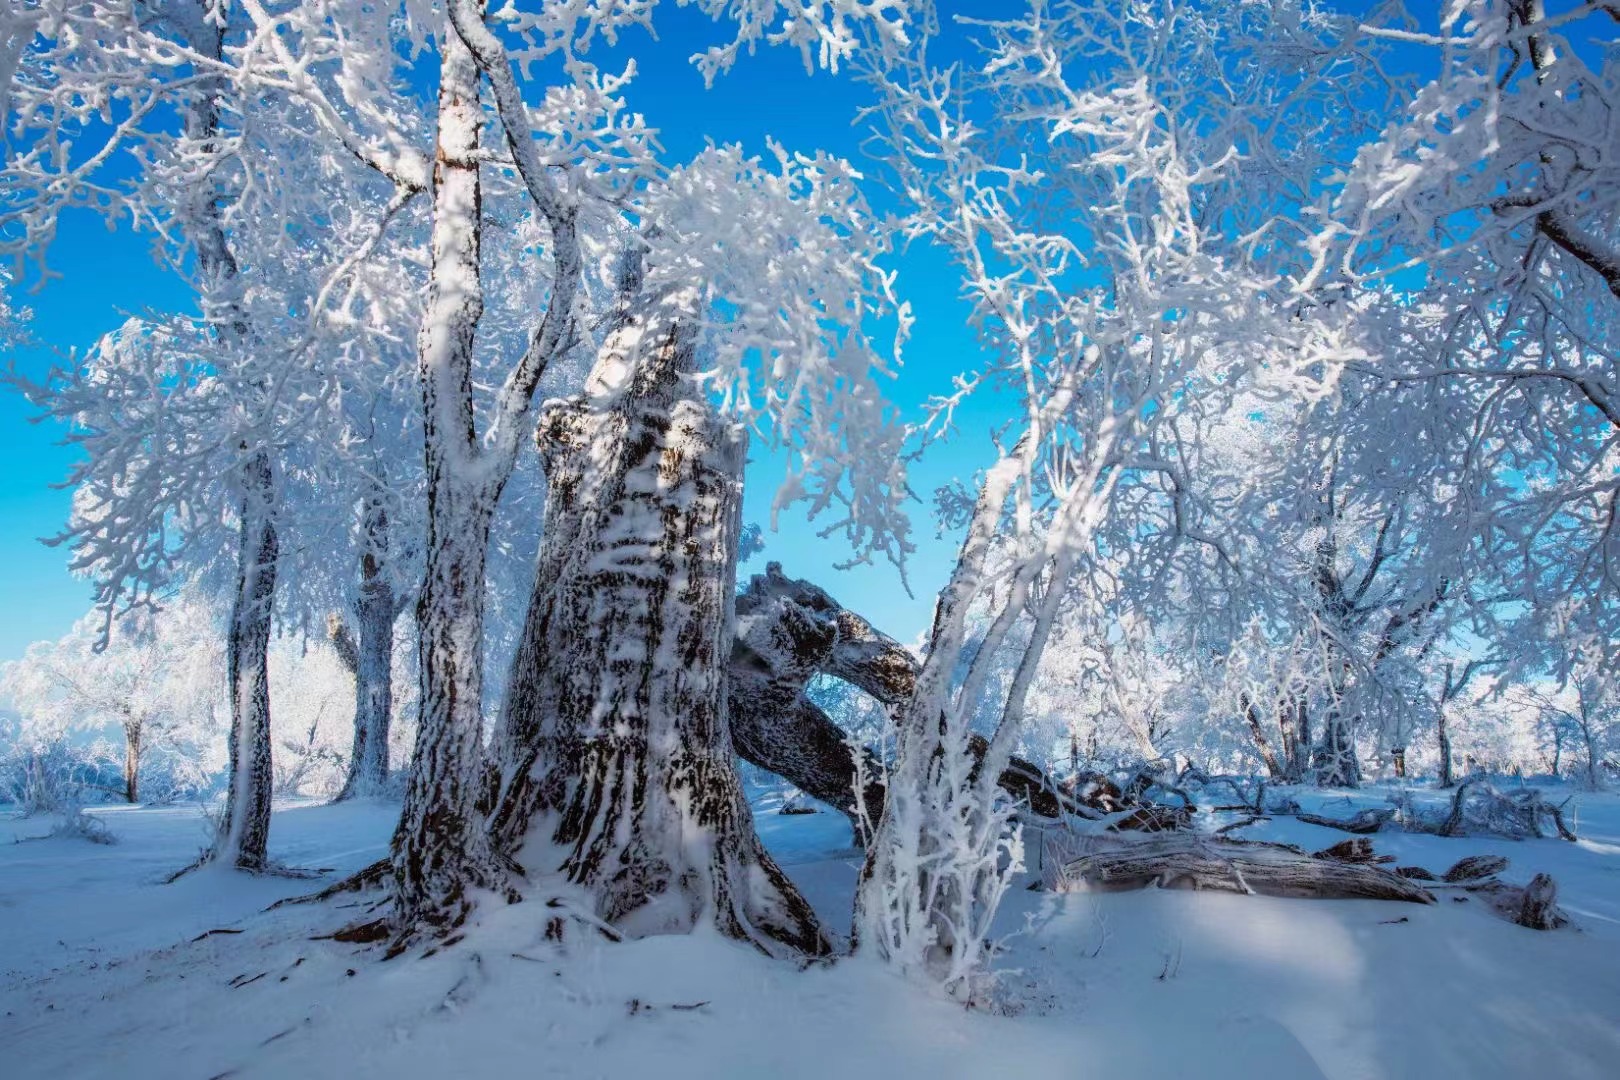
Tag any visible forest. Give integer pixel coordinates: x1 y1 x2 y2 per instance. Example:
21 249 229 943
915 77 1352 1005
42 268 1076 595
0 1 1617 1077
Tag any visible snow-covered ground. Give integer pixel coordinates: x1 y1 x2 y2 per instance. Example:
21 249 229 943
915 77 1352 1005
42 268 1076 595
4 787 1619 1079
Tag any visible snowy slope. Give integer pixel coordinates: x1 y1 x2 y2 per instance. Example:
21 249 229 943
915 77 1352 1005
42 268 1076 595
3 790 1618 1079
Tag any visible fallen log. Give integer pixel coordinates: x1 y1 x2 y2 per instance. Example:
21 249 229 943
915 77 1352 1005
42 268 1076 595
727 563 1072 825
1404 855 1570 930
1432 780 1577 842
1108 805 1193 833
1313 838 1393 865
1295 807 1397 834
1050 833 1436 904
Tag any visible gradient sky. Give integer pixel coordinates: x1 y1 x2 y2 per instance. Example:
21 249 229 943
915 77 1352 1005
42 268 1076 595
0 7 1015 661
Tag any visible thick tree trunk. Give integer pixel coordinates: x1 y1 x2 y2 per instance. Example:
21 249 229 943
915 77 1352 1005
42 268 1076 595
122 720 141 804
1313 697 1362 788
490 298 824 956
217 449 279 870
391 23 506 934
335 495 396 801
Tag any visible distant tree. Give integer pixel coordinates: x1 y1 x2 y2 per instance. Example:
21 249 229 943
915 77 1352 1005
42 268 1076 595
0 603 224 804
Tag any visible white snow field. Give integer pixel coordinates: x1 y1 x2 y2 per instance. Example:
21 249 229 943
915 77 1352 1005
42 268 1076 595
3 788 1619 1079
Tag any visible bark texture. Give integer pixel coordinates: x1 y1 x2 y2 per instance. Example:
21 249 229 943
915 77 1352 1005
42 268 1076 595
217 448 278 869
179 3 281 873
727 563 1070 825
1240 694 1286 781
391 23 507 934
491 290 825 957
1051 833 1436 904
333 493 396 801
122 720 141 804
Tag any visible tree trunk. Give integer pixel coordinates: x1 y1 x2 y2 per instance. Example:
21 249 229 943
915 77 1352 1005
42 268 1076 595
1283 698 1310 783
490 299 825 957
336 494 395 801
391 22 506 934
1313 700 1361 788
217 449 279 870
175 3 282 873
1437 708 1455 788
1240 694 1286 780
122 719 141 804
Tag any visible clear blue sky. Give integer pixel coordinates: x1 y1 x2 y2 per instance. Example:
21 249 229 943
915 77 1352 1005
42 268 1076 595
0 8 1009 661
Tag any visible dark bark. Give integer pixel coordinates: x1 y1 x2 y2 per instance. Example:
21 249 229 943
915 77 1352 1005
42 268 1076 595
1437 712 1455 787
1240 694 1286 780
489 292 825 957
725 563 1071 825
1442 855 1509 883
173 3 282 873
1513 873 1565 930
391 22 508 936
1295 807 1396 834
1312 696 1362 788
335 494 395 801
1273 698 1311 784
122 720 141 804
217 448 279 870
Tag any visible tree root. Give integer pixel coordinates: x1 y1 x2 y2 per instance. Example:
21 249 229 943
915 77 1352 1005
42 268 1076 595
266 857 391 910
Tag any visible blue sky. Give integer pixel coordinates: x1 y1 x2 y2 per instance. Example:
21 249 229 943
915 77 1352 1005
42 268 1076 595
0 8 1007 661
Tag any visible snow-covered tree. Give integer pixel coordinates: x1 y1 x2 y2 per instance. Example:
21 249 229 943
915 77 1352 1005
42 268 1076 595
0 602 225 804
847 0 1390 992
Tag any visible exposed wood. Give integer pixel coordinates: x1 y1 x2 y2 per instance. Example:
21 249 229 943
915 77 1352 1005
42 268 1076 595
1436 779 1578 841
1051 833 1436 904
1108 805 1192 832
725 563 1073 825
1513 873 1565 930
1314 838 1393 865
1443 855 1509 883
1296 808 1396 834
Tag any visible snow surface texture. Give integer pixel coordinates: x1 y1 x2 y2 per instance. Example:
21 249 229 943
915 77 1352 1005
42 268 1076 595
3 788 1619 1079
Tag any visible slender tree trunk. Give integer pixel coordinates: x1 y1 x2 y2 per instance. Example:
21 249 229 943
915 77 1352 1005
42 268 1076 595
217 449 279 869
1281 698 1310 783
1240 694 1286 780
169 5 283 871
336 494 396 801
490 298 824 956
1437 708 1455 787
122 719 141 804
391 24 506 933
